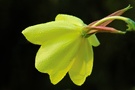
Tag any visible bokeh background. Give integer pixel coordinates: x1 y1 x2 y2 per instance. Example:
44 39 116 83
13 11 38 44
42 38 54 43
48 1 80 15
1 0 135 90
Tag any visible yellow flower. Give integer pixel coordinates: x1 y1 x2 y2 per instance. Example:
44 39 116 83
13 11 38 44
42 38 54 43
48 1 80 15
22 14 100 85
22 5 135 86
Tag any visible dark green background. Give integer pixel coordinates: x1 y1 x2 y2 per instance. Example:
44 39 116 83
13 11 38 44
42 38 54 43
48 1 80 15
1 0 135 90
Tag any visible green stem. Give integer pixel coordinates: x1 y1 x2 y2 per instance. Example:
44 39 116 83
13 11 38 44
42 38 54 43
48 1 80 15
92 16 129 27
83 16 135 37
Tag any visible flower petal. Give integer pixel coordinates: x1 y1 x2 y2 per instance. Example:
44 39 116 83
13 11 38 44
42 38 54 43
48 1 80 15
22 21 82 45
87 34 100 47
35 33 82 84
55 14 84 26
69 38 93 85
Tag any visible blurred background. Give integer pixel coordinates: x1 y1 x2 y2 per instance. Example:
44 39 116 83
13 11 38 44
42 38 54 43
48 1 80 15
0 0 135 90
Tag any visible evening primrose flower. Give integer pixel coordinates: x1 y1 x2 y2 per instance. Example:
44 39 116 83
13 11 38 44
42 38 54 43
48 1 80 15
22 5 135 86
